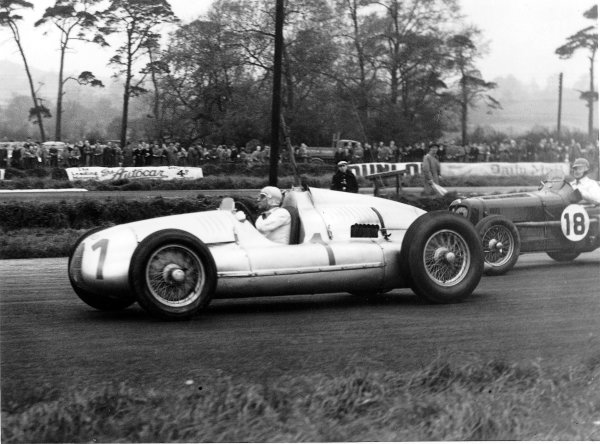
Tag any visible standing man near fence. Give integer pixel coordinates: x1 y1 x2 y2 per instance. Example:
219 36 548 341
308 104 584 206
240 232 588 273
331 160 358 193
422 143 443 196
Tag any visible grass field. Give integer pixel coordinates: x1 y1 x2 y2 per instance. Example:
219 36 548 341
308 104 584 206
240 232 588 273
2 355 599 442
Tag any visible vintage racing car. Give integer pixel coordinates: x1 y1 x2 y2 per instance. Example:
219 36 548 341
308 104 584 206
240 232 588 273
69 187 484 320
449 175 600 275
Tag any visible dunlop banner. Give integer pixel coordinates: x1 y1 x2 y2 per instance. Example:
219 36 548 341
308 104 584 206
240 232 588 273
349 162 570 177
65 166 204 182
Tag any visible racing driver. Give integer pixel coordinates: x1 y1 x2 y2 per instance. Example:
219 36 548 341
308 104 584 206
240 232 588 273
570 157 600 205
255 186 292 243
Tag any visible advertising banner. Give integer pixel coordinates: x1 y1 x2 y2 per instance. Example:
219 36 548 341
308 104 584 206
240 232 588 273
349 162 421 177
65 166 204 182
349 162 570 178
440 162 570 177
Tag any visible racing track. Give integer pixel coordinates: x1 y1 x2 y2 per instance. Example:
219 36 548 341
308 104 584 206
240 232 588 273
1 251 599 392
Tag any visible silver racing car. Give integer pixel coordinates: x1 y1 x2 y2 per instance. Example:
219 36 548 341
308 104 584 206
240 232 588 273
69 187 484 320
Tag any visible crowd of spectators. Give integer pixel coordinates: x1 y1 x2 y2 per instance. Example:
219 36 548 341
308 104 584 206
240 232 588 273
317 138 599 166
1 137 598 173
0 139 274 170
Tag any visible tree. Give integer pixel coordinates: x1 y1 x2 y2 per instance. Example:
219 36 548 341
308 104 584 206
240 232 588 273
444 31 499 145
35 0 106 141
556 5 598 141
1 0 48 141
99 0 177 148
334 0 382 139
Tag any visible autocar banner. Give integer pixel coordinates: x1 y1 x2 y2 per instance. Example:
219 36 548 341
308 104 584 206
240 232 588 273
65 166 204 182
349 162 570 177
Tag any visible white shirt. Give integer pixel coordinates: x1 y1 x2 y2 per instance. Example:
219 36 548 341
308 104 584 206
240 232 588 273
570 176 600 205
255 207 292 243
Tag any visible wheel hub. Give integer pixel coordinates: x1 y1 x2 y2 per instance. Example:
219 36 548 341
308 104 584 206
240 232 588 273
487 239 503 252
163 264 186 284
434 247 456 265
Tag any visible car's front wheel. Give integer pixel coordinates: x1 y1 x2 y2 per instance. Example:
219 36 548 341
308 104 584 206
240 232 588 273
130 229 217 320
547 251 580 262
402 211 483 303
476 215 521 276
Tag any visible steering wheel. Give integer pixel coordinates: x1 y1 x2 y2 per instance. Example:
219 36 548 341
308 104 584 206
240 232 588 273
235 201 256 226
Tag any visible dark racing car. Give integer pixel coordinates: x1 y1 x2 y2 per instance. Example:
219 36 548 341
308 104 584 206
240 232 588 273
449 174 600 275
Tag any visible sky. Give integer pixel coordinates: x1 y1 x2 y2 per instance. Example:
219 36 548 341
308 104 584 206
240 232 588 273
0 0 597 90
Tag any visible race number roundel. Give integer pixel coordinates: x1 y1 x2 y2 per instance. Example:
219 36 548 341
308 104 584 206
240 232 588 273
560 204 589 242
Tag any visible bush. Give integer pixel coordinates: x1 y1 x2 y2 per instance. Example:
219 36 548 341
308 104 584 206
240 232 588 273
0 197 225 231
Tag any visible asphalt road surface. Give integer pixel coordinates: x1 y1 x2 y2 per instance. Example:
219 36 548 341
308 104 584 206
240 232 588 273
1 251 599 392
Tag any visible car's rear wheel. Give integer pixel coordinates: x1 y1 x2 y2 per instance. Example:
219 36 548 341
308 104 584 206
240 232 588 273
69 227 135 311
547 251 580 262
130 229 217 320
476 215 521 276
402 212 483 303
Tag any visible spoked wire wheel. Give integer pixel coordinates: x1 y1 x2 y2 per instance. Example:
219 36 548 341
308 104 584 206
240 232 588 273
145 244 206 308
130 230 217 320
422 229 470 287
475 215 520 276
481 225 515 267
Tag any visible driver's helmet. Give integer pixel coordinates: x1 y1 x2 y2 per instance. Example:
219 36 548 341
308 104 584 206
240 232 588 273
572 158 590 172
259 186 282 206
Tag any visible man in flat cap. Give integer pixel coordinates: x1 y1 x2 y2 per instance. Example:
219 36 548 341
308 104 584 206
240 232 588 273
331 160 358 193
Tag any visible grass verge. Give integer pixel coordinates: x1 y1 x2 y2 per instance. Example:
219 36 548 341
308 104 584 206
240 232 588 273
2 355 599 442
0 193 459 259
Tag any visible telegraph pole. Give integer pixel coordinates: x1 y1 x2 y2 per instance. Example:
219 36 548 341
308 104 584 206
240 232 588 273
557 73 563 141
269 0 284 186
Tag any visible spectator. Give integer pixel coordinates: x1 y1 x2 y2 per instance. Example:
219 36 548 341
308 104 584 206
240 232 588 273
92 143 103 166
177 146 188 166
0 143 7 168
363 143 373 163
11 144 22 169
352 142 364 163
331 160 358 193
422 143 442 196
298 143 309 163
151 143 163 166
48 144 59 168
187 144 200 167
333 145 348 164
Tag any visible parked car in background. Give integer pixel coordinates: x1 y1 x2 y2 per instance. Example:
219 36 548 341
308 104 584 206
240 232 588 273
306 138 361 164
449 174 600 275
69 186 484 320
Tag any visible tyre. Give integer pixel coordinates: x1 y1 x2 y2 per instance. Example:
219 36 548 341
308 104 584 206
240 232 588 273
129 229 217 320
475 215 521 276
547 251 580 262
69 227 136 311
401 211 484 303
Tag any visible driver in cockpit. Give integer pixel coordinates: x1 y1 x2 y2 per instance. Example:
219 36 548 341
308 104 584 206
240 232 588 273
570 158 600 205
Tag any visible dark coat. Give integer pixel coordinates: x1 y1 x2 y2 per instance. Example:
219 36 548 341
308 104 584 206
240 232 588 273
331 169 358 193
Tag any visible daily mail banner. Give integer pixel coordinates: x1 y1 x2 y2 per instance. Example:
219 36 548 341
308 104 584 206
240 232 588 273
440 162 570 177
350 162 570 178
65 166 204 182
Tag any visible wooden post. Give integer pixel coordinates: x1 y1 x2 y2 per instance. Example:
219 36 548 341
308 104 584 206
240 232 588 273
557 73 563 141
269 0 284 186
